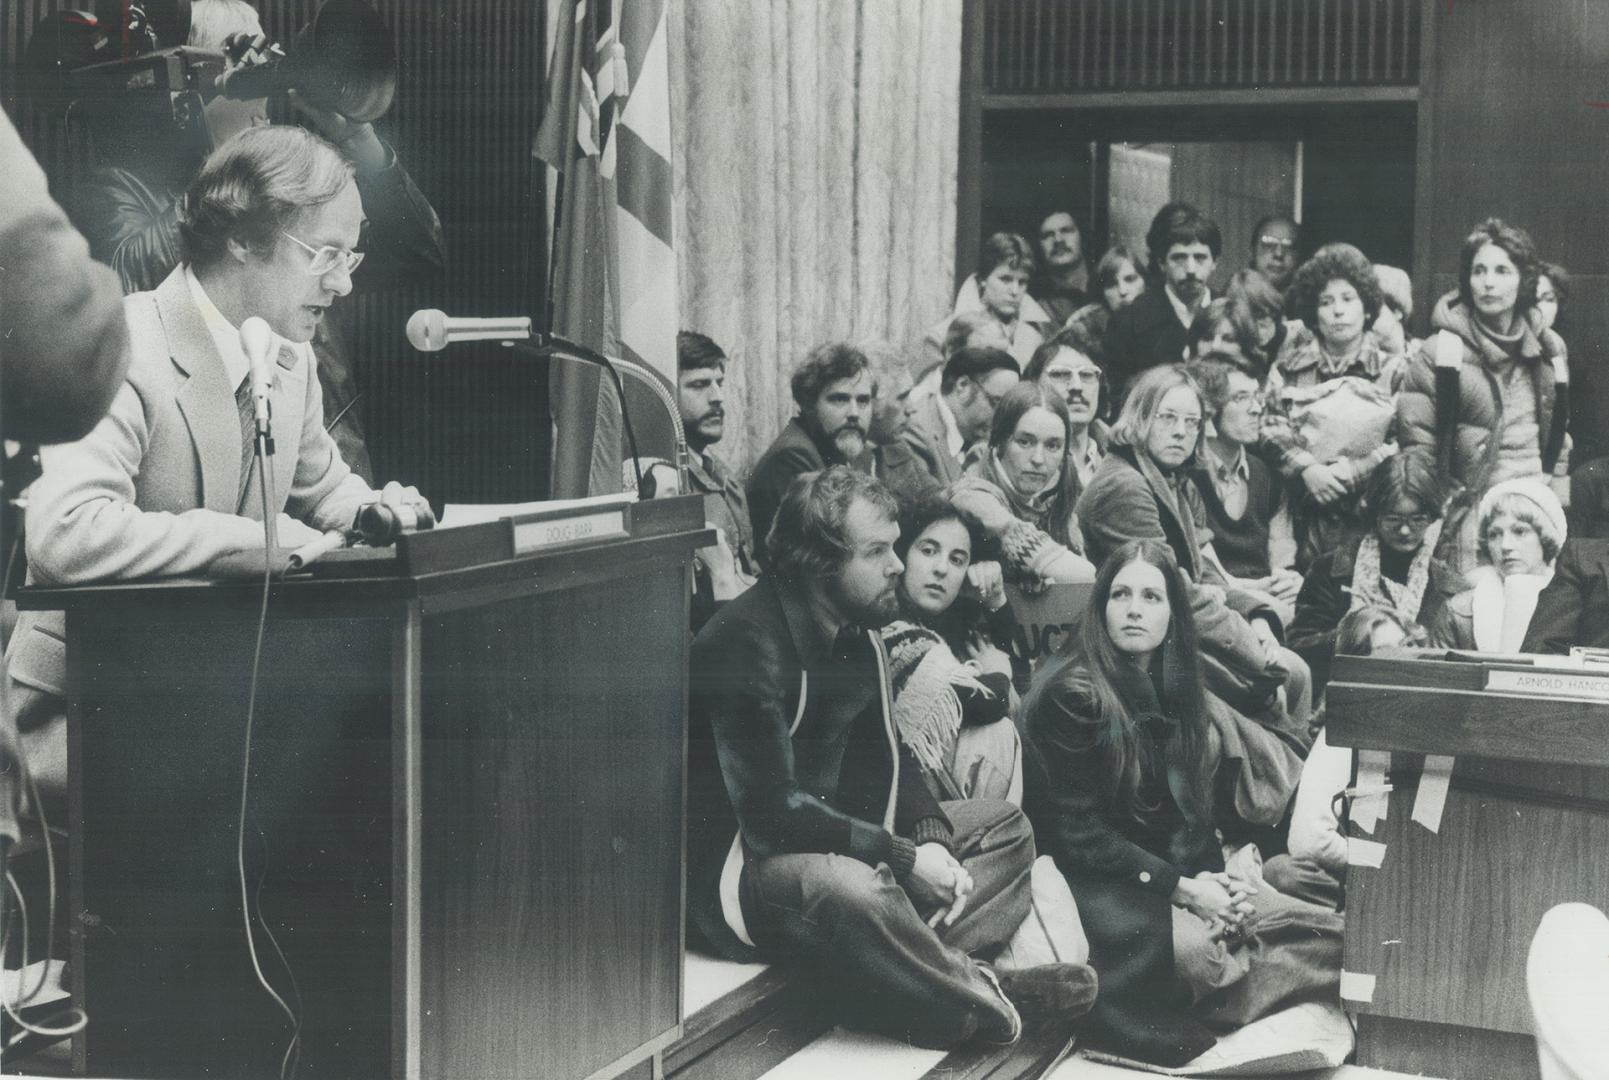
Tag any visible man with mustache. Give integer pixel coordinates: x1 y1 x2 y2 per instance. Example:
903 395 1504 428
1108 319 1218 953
1034 210 1091 325
688 466 1096 1047
669 331 757 628
747 343 875 554
1103 201 1223 404
1024 327 1109 490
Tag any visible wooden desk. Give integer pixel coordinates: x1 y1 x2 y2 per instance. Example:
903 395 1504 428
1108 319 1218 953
1327 654 1609 1080
20 496 711 1080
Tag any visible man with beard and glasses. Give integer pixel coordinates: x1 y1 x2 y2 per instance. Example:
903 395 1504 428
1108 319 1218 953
747 343 875 554
1034 210 1091 325
637 331 758 628
687 466 1096 1047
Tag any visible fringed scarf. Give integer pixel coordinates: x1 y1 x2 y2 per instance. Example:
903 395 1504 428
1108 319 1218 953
879 621 992 778
1348 519 1444 622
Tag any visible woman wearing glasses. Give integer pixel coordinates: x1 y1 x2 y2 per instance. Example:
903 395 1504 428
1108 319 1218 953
1262 243 1407 572
1077 365 1312 736
1287 450 1464 695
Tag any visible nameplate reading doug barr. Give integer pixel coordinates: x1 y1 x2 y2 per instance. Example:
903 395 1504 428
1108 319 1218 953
513 509 628 554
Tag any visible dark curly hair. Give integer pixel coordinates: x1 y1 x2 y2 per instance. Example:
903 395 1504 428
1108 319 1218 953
790 343 871 411
894 490 983 564
1457 218 1541 313
766 466 898 583
1285 243 1385 335
1144 201 1222 276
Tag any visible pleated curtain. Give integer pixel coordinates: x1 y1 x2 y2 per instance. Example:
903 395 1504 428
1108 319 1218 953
667 0 963 473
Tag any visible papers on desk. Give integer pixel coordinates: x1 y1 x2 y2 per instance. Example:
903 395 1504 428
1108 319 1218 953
438 492 635 529
439 493 635 555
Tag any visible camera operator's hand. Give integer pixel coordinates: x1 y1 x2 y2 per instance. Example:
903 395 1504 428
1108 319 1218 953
205 33 272 146
287 89 389 173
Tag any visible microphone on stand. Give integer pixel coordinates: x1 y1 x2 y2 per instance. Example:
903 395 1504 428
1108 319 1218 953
238 316 279 552
239 316 276 450
405 309 689 501
404 309 532 351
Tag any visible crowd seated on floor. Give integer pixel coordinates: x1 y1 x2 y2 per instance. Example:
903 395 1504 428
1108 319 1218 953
10 148 1599 1067
671 198 1601 1066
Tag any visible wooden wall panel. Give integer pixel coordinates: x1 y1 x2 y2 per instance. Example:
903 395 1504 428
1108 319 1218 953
984 0 1421 94
1 0 551 503
1415 0 1609 465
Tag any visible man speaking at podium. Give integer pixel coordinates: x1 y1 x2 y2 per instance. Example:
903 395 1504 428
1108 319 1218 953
4 125 423 811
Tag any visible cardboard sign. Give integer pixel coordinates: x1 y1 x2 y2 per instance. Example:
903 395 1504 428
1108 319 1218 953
1002 582 1095 669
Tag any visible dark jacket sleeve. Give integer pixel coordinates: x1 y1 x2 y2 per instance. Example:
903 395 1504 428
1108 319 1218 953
893 740 954 850
1286 551 1349 693
1023 683 1183 899
958 673 1013 727
1522 542 1592 654
746 444 818 560
0 111 130 445
349 143 446 288
691 621 913 875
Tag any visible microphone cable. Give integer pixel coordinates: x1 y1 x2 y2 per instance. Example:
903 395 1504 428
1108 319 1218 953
239 444 303 1080
1 766 88 1052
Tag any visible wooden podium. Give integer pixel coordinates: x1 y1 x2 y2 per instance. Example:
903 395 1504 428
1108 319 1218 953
1328 653 1609 1080
19 496 711 1080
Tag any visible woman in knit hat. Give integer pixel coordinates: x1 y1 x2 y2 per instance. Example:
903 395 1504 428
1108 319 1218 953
879 492 1022 803
1429 477 1566 652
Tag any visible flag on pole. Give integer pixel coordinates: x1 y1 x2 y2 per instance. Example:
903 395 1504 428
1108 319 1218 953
537 0 678 498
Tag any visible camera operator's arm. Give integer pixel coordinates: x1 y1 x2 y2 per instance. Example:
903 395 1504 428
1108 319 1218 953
0 106 130 442
289 91 445 288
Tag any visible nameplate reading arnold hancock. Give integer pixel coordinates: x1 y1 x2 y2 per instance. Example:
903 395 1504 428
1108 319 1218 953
1485 668 1609 702
512 509 629 553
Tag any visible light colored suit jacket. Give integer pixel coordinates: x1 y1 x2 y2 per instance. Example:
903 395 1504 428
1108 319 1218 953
905 392 966 486
7 265 375 737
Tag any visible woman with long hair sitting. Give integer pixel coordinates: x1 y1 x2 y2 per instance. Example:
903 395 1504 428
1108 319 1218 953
1023 541 1342 1067
1076 364 1311 735
879 492 1022 803
946 381 1097 587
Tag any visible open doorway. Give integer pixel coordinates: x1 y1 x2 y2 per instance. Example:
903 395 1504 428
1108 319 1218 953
975 102 1416 285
